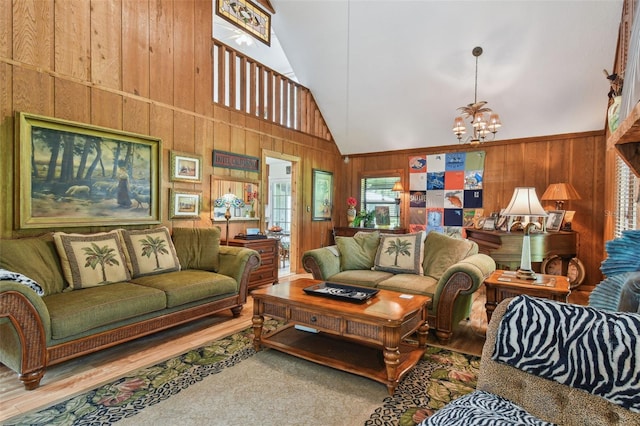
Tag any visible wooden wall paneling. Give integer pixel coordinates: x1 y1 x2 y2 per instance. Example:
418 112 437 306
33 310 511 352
173 0 195 111
90 0 122 89
53 0 90 81
266 70 273 122
150 104 173 226
54 78 90 123
13 67 54 115
193 1 213 117
227 51 237 110
90 89 123 130
239 56 248 113
123 97 151 136
0 62 13 238
0 0 11 59
149 0 174 105
13 0 53 69
195 118 214 225
173 110 195 153
274 75 281 125
122 0 150 98
248 62 257 116
482 144 506 210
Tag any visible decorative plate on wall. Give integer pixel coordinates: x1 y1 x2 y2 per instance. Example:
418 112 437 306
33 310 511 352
541 255 586 289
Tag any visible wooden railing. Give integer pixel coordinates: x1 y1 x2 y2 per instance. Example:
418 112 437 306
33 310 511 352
212 40 333 141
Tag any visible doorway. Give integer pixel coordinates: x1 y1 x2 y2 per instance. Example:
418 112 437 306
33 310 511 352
264 152 299 277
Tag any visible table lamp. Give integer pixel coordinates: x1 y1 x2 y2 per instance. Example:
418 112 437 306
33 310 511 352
502 187 548 280
213 189 245 245
392 181 404 228
541 182 580 210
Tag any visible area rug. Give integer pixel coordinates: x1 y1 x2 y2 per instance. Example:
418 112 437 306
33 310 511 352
3 321 479 426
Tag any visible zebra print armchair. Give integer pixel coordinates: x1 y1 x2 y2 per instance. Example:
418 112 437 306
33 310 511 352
421 295 640 426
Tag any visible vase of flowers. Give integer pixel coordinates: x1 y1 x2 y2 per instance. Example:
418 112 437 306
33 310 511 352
246 189 258 217
346 197 357 225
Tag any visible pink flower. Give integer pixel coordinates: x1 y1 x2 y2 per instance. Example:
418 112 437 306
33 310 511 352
347 197 357 207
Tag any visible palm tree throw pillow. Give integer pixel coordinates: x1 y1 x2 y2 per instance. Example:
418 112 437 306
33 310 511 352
120 227 181 278
53 230 131 290
373 232 426 275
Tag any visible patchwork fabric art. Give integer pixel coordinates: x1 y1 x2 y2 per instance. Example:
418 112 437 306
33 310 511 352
408 151 485 237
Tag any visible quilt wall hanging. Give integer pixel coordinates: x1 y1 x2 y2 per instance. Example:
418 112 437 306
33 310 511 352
408 151 485 237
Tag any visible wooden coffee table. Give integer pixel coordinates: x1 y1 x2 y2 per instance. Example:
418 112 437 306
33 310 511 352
251 278 431 394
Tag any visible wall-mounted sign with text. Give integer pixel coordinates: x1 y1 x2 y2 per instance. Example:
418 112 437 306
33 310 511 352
213 150 260 172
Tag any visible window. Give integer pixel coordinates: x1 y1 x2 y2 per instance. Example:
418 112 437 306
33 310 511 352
360 175 401 228
270 180 291 233
615 156 640 238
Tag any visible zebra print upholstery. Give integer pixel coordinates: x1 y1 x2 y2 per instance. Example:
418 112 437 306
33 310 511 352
494 295 640 412
421 296 640 426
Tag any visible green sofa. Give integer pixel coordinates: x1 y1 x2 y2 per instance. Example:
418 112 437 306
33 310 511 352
0 227 260 390
302 230 496 342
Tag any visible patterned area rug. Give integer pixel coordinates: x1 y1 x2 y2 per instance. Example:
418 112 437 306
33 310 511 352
4 321 479 426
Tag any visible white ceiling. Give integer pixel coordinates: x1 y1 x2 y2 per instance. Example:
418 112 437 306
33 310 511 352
219 0 624 155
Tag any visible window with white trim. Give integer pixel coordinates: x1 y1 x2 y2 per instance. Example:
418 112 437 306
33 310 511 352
360 176 401 228
615 156 640 238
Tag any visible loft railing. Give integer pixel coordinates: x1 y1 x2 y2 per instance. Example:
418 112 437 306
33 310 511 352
212 40 333 141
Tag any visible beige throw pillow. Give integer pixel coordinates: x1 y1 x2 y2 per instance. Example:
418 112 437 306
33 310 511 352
422 231 476 280
53 230 131 290
120 227 181 277
373 232 426 275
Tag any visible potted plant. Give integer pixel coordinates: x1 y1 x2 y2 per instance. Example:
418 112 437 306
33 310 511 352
352 210 375 228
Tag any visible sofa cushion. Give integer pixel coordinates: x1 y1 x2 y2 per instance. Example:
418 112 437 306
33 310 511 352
53 230 131 290
421 390 553 426
326 269 393 288
335 231 380 271
376 273 438 297
0 235 66 295
130 269 237 308
120 227 181 277
43 282 166 340
373 232 426 274
172 227 221 272
422 231 476 281
494 295 640 412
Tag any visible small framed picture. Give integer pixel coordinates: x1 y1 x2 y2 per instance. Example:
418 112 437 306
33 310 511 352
483 217 496 230
563 210 576 230
170 151 202 183
546 210 566 231
169 189 202 219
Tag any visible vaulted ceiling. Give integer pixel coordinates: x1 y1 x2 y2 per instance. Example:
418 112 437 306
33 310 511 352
220 1 624 155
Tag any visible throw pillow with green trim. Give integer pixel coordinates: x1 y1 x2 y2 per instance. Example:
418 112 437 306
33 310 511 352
120 227 181 278
53 230 131 290
335 231 380 270
373 232 426 275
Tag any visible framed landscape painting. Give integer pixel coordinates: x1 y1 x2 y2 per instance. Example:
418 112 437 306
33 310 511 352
170 151 202 183
169 190 202 220
15 112 162 229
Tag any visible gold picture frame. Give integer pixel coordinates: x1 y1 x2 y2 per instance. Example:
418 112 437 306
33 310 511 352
215 0 271 46
169 189 202 220
170 151 202 183
312 169 333 221
15 112 162 229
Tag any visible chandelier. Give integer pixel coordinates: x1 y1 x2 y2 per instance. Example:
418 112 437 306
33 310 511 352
452 46 502 145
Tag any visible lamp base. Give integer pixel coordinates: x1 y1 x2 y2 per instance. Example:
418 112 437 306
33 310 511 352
516 268 537 280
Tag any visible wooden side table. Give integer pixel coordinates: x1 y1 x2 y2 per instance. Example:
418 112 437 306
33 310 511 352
483 270 571 322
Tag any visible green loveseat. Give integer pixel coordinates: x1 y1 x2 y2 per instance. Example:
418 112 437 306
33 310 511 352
302 230 495 342
0 227 260 390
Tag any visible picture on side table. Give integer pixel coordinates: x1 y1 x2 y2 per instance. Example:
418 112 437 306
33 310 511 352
15 112 161 229
546 210 566 231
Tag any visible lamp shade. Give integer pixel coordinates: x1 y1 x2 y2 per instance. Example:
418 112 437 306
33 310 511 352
503 187 547 217
392 181 404 192
541 183 581 202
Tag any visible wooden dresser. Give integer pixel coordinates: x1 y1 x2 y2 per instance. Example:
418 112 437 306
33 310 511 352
226 238 278 289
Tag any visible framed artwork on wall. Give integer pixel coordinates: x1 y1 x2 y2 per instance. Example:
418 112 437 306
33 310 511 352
215 0 271 46
169 189 202 220
312 169 333 221
170 151 202 183
15 112 162 229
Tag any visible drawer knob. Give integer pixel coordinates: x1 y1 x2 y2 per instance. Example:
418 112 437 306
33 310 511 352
310 316 317 323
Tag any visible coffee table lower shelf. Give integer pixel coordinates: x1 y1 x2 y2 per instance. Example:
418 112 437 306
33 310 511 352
257 324 425 393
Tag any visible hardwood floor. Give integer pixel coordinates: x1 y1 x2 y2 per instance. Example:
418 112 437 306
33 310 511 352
0 272 590 422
